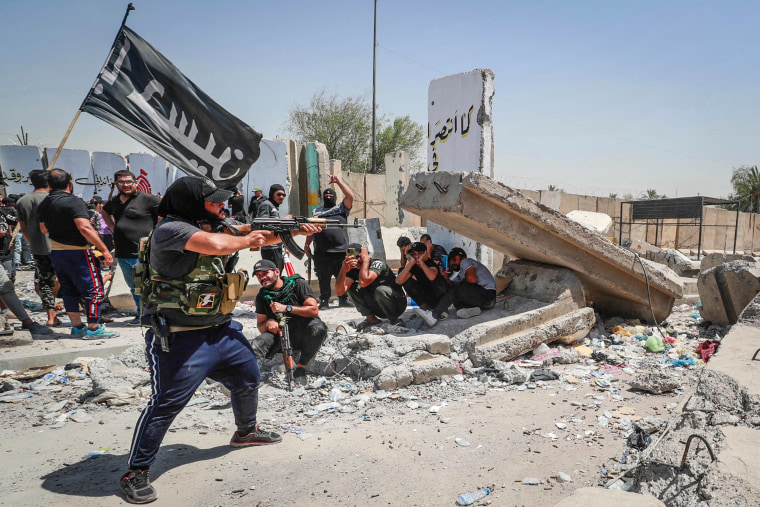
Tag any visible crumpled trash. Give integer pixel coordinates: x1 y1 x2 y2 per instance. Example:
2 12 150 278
627 427 650 451
666 356 697 367
695 340 720 363
645 335 665 353
611 325 632 337
530 369 559 381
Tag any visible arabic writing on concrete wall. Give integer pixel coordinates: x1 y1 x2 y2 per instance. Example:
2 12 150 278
427 70 484 173
428 105 474 172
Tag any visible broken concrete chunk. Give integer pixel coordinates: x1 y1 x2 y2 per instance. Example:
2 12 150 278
698 260 760 325
629 372 680 394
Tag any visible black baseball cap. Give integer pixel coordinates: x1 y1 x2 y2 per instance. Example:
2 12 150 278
200 178 233 203
323 188 336 197
253 259 278 273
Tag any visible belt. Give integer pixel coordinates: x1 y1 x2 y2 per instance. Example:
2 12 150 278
169 323 221 333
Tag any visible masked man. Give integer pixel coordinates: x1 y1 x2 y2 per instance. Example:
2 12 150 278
303 174 354 309
120 176 320 504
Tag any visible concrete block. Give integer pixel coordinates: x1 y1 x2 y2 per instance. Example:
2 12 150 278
346 218 386 262
408 353 459 384
107 266 137 313
400 172 682 322
0 145 44 197
466 307 595 366
698 260 760 325
566 210 612 235
626 239 661 256
700 252 756 272
384 151 411 227
496 260 585 307
644 249 699 276
374 364 413 391
44 148 95 200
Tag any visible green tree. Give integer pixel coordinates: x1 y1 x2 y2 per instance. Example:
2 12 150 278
285 90 424 174
728 165 760 212
608 193 618 199
641 189 667 200
623 193 634 200
374 116 424 173
547 184 564 192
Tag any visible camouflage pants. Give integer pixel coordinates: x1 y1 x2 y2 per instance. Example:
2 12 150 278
33 254 57 311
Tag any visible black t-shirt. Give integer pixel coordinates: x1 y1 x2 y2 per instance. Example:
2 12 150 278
248 196 266 216
312 202 351 254
408 259 447 293
143 217 232 327
103 191 160 258
38 190 90 246
255 277 317 328
228 194 245 214
256 199 281 252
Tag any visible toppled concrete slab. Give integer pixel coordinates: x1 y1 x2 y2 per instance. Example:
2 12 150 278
626 239 661 256
698 260 760 325
400 172 682 322
456 261 595 365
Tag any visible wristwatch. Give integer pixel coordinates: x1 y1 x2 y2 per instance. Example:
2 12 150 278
286 305 293 313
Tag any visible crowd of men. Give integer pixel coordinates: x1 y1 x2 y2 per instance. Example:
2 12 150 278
2 169 501 504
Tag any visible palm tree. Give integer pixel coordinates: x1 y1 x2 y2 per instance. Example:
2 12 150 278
728 165 760 212
608 193 618 199
547 184 564 192
640 189 667 200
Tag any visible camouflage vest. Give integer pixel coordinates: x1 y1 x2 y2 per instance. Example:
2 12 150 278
135 232 229 316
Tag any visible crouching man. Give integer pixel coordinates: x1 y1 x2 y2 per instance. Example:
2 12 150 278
431 247 497 320
336 243 406 331
251 259 327 386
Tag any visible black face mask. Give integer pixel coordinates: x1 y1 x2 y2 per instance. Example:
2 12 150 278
323 196 337 208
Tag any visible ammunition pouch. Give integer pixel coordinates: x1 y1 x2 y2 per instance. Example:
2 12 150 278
220 270 249 314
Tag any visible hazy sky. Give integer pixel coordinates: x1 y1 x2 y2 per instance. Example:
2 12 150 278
1 1 757 198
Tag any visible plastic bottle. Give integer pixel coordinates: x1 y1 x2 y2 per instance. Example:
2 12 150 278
456 487 491 506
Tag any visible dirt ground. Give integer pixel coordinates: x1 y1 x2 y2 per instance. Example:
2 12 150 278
0 271 704 506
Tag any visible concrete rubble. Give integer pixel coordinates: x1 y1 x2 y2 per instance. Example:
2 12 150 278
399 171 683 322
697 260 760 326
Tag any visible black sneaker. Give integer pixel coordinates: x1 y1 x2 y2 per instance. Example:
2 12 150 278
338 298 353 308
230 425 282 447
120 469 158 504
318 300 329 310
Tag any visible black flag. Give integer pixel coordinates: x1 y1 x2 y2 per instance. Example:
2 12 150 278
81 26 261 189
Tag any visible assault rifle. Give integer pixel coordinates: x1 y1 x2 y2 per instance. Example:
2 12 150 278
250 217 361 260
277 313 295 392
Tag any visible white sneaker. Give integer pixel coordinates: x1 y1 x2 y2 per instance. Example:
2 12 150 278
456 307 482 319
414 308 438 327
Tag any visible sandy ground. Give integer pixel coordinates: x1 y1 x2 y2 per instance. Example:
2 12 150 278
0 271 698 506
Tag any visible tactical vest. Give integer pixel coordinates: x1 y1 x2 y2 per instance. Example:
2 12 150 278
134 233 248 316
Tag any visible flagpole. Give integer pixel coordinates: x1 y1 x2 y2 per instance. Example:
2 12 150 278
46 3 136 171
